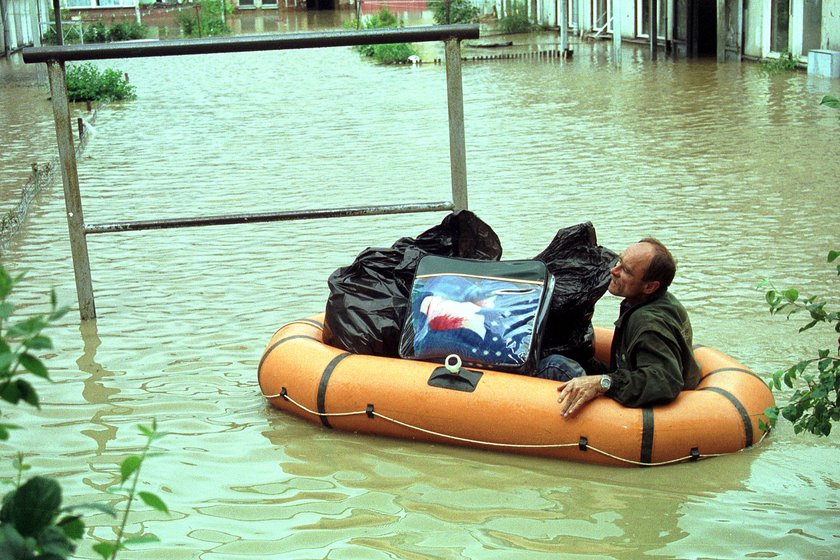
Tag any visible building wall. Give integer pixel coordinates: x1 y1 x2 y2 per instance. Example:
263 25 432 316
1 0 49 55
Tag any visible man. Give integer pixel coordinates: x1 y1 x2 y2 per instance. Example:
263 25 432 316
555 238 701 417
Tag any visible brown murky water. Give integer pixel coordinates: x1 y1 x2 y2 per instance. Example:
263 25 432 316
1 7 838 559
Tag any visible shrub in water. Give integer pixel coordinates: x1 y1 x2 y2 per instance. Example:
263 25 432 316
431 0 480 25
498 2 535 34
344 9 418 64
65 63 136 102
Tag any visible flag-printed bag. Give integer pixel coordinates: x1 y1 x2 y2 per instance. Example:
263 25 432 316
398 256 554 373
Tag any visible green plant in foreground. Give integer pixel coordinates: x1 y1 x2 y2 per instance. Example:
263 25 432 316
65 62 136 103
758 250 840 436
92 421 169 560
0 265 169 558
0 268 68 440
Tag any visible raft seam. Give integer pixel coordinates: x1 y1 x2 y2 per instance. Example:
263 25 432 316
317 353 351 429
702 366 763 383
699 386 754 447
641 408 654 465
257 334 319 383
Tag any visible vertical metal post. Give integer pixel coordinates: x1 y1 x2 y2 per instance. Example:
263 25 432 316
444 38 468 211
47 60 96 320
612 0 622 65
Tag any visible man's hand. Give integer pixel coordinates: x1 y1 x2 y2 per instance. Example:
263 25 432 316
557 375 604 417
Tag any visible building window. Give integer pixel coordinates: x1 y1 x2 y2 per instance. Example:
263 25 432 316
770 0 790 53
802 0 822 54
593 0 611 33
638 0 666 39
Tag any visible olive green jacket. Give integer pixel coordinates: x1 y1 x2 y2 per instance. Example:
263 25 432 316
604 290 701 407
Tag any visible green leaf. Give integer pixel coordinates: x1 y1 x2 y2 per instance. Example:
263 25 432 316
828 250 840 263
7 316 46 338
23 335 53 350
62 501 116 517
138 491 169 514
0 422 21 440
57 515 85 540
18 353 48 378
799 320 818 332
0 267 14 299
120 455 142 484
820 95 840 108
92 541 121 559
0 380 21 404
0 302 14 319
781 288 799 302
123 533 160 546
9 476 63 537
38 524 77 556
0 524 29 558
15 379 40 408
0 351 16 373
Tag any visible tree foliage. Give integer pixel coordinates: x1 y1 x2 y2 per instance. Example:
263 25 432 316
431 0 480 25
759 250 840 436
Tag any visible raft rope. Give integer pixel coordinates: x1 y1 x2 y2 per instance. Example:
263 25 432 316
261 389 769 467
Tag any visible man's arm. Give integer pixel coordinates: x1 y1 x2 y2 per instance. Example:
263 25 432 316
556 331 685 416
606 331 685 407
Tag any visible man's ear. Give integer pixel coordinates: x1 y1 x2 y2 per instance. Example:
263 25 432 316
643 280 660 295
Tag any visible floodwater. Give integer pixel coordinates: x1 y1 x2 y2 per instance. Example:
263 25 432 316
2 7 839 559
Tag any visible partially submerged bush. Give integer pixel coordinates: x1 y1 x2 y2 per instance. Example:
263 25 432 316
431 0 480 25
344 9 418 64
65 63 136 102
42 19 147 45
498 3 536 34
176 0 231 38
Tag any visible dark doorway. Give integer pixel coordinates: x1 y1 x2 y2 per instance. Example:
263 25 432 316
685 0 717 57
308 0 336 9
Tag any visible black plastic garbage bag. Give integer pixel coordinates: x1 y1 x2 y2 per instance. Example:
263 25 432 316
323 210 502 357
533 222 617 366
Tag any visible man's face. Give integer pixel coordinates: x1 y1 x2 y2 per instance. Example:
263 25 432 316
608 242 659 305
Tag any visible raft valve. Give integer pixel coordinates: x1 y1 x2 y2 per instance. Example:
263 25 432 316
445 354 462 374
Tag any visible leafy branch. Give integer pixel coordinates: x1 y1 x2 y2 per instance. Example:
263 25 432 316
758 250 840 436
0 264 169 558
92 421 170 560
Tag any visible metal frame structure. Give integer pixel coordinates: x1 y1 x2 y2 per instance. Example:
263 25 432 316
22 25 479 320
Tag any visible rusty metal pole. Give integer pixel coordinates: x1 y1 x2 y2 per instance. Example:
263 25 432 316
444 37 468 211
716 0 726 63
47 60 96 320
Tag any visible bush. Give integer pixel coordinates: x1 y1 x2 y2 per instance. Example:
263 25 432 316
65 63 137 102
759 250 840 436
431 0 480 25
344 9 418 64
761 49 798 73
498 2 535 34
176 0 231 38
41 19 147 45
0 265 169 558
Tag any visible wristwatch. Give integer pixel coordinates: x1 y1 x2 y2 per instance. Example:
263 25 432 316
599 374 612 393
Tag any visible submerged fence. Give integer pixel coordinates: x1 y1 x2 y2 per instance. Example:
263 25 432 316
0 111 96 254
22 25 480 320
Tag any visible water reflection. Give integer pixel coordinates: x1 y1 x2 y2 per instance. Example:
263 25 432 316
1 7 838 560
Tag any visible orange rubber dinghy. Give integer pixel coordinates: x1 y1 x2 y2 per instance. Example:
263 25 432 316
258 314 774 467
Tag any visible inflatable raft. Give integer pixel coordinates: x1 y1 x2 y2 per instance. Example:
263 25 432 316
258 314 774 467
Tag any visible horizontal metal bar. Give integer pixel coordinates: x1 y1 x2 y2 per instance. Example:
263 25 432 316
84 201 455 235
22 25 480 63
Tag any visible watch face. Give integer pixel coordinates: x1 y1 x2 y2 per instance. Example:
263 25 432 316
600 375 611 390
